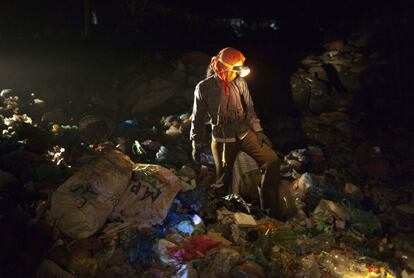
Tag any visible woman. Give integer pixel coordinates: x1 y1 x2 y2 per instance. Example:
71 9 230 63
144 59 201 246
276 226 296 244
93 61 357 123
190 47 281 217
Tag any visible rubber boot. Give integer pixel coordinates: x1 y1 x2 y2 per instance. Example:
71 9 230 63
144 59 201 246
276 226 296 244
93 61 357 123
261 187 280 219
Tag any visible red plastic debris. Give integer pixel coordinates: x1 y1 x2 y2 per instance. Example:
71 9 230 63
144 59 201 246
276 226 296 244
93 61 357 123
167 235 221 261
368 263 379 273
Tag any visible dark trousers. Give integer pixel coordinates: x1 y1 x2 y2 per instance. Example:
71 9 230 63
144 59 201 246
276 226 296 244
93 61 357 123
211 130 280 194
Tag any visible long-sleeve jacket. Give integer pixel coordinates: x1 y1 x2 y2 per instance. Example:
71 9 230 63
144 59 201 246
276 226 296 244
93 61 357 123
190 75 263 146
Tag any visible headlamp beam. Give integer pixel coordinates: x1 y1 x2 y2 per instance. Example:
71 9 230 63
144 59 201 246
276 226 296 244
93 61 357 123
218 57 251 77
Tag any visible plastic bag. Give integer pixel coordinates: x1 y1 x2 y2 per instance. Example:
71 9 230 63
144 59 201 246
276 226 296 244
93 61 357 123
312 199 350 227
167 235 221 261
111 163 182 228
177 186 208 212
232 152 261 201
157 239 178 266
153 210 192 238
51 150 134 239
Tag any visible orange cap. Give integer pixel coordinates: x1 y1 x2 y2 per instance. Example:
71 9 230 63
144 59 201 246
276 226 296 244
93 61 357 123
210 47 246 82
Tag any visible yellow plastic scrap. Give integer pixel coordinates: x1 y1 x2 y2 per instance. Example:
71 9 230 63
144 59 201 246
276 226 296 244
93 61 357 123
362 265 395 278
386 272 395 278
318 251 395 278
51 124 60 134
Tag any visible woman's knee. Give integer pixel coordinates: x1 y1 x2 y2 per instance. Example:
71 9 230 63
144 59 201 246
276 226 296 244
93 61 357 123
262 150 279 168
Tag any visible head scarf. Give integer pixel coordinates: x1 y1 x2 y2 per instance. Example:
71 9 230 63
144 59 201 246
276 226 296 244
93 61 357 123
209 47 246 96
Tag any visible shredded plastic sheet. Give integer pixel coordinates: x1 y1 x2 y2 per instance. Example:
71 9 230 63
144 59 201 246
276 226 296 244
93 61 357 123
223 193 252 214
167 235 221 261
177 186 208 212
153 210 192 238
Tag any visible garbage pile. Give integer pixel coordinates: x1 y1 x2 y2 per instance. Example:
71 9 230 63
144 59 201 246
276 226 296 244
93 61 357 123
290 32 390 116
1 46 413 278
118 51 210 115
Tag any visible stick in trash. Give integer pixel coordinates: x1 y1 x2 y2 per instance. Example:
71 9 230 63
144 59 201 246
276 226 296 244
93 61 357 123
257 168 267 210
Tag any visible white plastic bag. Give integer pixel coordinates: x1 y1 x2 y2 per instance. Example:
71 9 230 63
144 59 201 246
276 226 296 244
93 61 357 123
51 150 134 239
111 164 182 228
232 152 261 201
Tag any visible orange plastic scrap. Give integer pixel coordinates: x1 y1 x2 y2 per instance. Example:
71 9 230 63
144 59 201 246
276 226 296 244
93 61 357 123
255 222 278 235
367 263 379 273
367 264 396 277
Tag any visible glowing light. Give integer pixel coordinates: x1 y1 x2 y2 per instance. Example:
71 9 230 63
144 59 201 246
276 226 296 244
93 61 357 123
239 67 251 77
218 58 251 77
191 214 202 225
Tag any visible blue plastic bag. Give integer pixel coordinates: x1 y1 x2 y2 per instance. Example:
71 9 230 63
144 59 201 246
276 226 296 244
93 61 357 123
121 230 154 268
153 210 192 238
177 186 208 212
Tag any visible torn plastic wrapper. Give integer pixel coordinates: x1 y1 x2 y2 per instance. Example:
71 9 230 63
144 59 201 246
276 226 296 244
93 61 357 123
177 186 208 212
154 211 192 238
176 220 195 235
223 193 252 214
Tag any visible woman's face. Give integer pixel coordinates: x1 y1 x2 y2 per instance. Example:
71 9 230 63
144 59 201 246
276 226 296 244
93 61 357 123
224 60 244 83
225 71 238 83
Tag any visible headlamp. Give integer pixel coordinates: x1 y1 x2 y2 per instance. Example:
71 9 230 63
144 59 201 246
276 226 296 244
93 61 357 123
232 65 251 77
218 58 251 77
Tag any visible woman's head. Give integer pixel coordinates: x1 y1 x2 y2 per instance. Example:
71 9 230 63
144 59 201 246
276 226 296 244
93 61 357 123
209 47 246 83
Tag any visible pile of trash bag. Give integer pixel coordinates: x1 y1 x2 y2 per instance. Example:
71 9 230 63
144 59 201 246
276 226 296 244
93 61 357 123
290 32 391 117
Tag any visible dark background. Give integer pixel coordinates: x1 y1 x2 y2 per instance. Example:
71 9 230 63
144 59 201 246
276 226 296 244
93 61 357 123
0 0 413 124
